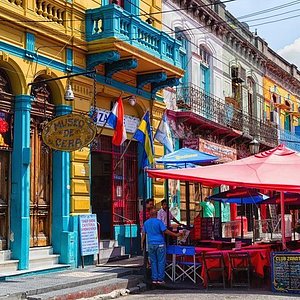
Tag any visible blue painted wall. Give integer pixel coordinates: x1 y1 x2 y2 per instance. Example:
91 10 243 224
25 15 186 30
10 95 33 270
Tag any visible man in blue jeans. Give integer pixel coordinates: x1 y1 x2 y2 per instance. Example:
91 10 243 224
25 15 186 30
141 208 180 285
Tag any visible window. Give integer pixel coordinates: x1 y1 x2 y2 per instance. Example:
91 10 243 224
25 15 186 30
175 28 189 86
199 45 211 94
199 46 210 66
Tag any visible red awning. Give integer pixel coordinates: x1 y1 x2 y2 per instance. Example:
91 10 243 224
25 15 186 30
147 144 300 192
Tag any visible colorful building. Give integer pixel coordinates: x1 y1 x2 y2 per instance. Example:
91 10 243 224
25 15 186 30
0 0 183 272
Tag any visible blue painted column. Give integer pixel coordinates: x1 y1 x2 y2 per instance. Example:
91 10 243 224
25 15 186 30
51 105 75 265
10 94 33 270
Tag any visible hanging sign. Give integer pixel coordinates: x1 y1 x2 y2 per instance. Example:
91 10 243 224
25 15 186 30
42 113 97 151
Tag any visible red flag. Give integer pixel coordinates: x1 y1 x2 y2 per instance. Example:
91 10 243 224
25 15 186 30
107 96 127 146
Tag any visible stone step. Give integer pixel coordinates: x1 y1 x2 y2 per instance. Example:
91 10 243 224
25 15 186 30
98 245 126 264
0 267 138 299
0 264 70 279
99 239 118 249
29 254 60 269
29 246 53 258
0 250 11 262
26 275 145 300
0 259 19 273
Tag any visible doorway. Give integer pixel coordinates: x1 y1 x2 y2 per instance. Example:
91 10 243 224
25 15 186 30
30 118 52 247
0 151 10 250
91 152 112 239
91 135 138 240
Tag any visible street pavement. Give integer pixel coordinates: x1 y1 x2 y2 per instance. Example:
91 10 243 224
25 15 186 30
120 289 300 300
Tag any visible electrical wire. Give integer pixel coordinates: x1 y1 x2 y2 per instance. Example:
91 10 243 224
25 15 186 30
0 0 300 106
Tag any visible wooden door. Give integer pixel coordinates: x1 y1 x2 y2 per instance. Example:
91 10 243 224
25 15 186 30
30 119 52 247
0 151 9 250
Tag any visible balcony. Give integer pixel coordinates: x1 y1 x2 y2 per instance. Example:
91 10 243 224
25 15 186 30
279 129 300 152
174 84 278 147
85 4 183 79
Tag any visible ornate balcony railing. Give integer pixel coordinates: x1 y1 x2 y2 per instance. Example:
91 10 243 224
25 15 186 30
279 129 300 152
85 4 181 67
175 84 278 146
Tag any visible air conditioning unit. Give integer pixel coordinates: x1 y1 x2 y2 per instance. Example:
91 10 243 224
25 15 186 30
231 66 246 83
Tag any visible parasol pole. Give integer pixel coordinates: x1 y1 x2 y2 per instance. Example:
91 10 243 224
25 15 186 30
280 191 286 250
241 197 244 239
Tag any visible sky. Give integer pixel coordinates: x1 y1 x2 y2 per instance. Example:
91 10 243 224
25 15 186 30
225 0 300 68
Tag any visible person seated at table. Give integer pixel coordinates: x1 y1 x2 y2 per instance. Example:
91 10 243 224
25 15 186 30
141 208 181 285
157 199 183 227
200 197 215 218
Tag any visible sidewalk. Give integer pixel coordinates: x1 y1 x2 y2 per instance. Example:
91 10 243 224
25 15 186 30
0 257 145 300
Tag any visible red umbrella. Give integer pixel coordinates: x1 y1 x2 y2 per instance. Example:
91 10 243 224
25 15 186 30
147 145 300 249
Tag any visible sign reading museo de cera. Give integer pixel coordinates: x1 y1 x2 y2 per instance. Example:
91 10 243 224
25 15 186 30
42 114 97 151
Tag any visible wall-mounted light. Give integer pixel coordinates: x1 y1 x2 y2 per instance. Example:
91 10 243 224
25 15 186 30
146 18 153 25
123 95 136 106
64 80 75 101
249 138 260 155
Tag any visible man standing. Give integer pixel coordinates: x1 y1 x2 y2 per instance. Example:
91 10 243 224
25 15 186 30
200 197 215 218
139 198 154 230
157 199 183 227
141 209 180 285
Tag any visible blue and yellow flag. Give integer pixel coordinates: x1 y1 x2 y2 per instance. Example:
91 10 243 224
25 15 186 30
133 111 154 167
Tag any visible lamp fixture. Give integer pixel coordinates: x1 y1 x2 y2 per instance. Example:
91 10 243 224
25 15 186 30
123 95 136 106
249 138 260 155
146 18 153 25
64 82 75 101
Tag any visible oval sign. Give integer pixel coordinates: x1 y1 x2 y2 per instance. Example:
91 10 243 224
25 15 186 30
42 113 97 151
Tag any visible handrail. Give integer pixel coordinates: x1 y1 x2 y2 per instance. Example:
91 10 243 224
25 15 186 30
112 212 134 257
113 212 133 224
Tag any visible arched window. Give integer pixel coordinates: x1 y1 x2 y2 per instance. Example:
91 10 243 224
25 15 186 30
175 28 189 86
247 77 256 117
199 45 211 94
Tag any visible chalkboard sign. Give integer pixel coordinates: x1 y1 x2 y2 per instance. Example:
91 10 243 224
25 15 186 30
271 252 300 294
79 214 99 256
200 218 213 240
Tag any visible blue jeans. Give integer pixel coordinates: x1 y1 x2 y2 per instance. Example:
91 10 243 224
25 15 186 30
148 243 166 282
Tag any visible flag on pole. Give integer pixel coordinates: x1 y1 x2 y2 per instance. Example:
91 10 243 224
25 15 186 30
107 96 127 146
133 111 154 167
154 112 174 153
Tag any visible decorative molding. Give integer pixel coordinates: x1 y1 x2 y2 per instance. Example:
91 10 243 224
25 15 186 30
87 51 120 69
105 58 138 78
137 72 167 90
151 77 180 97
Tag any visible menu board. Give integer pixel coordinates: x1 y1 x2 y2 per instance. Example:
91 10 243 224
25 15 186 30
79 214 99 256
271 252 300 294
200 218 213 240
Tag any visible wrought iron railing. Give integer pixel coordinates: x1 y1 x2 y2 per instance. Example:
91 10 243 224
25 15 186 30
175 84 278 146
85 4 181 67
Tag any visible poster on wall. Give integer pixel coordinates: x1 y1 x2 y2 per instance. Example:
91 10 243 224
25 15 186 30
0 111 11 149
168 179 180 220
79 214 99 257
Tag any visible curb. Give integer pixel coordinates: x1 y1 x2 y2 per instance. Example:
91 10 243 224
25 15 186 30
84 282 147 300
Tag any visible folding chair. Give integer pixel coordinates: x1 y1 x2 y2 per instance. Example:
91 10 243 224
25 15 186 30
203 252 226 289
229 251 252 288
165 245 175 281
170 245 202 283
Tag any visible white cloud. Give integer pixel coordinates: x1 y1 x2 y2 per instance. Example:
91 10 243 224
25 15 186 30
278 38 300 68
